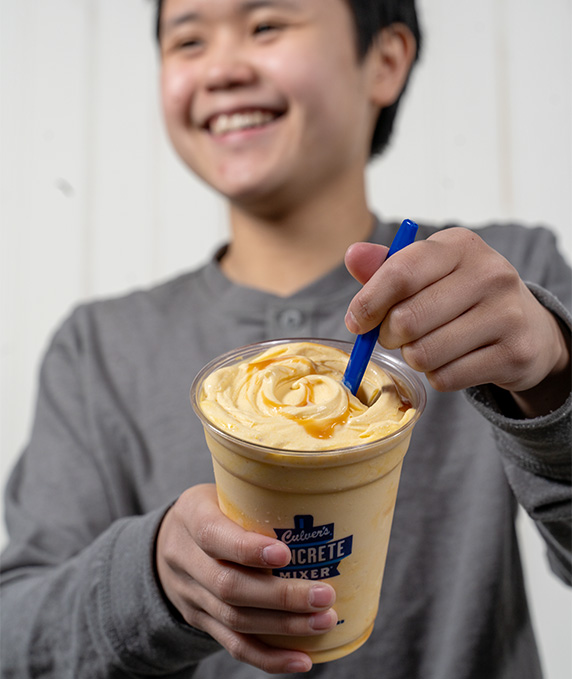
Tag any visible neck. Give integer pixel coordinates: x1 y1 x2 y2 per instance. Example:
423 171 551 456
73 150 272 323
220 174 374 297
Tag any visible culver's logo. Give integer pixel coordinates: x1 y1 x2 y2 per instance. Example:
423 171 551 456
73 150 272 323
272 515 353 580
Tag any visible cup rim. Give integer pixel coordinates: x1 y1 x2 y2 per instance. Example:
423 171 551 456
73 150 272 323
191 338 426 457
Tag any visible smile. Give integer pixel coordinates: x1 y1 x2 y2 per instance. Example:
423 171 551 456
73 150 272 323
207 110 281 136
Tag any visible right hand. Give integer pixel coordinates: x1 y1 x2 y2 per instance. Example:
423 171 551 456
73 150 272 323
155 484 337 674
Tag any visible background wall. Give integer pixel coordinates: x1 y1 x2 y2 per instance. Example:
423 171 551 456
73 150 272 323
1 0 570 676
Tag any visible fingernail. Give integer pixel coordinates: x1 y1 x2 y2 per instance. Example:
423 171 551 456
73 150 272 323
286 659 312 673
262 543 289 566
345 310 359 334
309 609 337 630
309 584 335 608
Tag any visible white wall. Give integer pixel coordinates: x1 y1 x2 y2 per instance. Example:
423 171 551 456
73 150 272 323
1 1 570 677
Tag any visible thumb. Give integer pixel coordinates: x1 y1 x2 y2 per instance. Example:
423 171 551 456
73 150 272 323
345 242 389 285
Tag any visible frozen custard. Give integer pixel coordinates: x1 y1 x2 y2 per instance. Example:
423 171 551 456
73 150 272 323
198 341 416 451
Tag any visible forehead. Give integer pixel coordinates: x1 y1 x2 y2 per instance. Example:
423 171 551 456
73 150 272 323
161 0 308 20
158 0 349 30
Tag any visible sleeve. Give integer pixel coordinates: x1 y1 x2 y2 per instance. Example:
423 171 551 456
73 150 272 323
464 260 572 585
0 309 221 678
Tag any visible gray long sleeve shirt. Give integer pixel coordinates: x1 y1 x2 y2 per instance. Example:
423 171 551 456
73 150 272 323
1 221 571 679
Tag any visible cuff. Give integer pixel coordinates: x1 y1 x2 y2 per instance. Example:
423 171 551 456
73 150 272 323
96 506 221 675
465 385 571 478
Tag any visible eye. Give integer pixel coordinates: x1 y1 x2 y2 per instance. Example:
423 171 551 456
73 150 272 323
253 22 283 36
179 37 203 51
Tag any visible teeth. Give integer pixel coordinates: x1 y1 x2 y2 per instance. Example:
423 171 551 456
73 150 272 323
210 110 276 135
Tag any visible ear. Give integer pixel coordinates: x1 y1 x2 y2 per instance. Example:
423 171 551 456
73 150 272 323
366 24 417 108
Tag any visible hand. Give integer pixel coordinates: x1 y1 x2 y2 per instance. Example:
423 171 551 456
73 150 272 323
155 484 337 674
345 227 571 416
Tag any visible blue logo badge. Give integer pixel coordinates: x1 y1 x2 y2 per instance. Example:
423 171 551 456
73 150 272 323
272 515 353 580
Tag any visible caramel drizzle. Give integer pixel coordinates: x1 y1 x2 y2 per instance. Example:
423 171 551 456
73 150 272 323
247 354 410 439
260 375 350 440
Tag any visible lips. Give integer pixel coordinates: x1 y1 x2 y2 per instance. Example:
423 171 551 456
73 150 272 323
204 108 284 136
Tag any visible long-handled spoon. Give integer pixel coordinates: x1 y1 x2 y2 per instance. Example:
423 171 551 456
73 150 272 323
342 219 419 395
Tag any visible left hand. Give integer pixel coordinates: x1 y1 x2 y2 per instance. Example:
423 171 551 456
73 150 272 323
345 227 570 415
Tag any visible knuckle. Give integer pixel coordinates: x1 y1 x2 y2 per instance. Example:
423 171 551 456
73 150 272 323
225 634 248 663
504 303 527 332
259 657 282 675
182 606 205 630
280 614 305 636
504 334 536 374
218 602 242 630
194 519 217 552
491 266 518 296
426 367 453 392
277 580 302 611
389 259 415 294
158 512 187 570
161 534 180 569
402 339 432 373
213 565 238 602
391 303 421 343
354 292 376 324
479 251 519 293
232 533 253 565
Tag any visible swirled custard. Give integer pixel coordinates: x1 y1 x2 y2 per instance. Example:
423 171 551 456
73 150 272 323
198 342 415 451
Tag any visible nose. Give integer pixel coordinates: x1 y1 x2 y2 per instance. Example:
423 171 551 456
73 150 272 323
203 39 257 91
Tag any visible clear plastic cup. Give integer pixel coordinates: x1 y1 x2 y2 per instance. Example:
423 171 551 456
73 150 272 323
191 338 426 663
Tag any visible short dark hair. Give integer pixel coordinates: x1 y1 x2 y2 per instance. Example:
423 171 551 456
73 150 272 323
154 0 422 157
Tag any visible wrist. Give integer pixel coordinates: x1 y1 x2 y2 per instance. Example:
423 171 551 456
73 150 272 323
510 315 571 418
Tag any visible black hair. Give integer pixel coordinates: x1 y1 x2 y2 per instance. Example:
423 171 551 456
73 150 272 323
346 0 422 157
154 0 422 157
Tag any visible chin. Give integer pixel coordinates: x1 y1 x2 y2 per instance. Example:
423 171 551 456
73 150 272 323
225 183 296 218
213 171 289 208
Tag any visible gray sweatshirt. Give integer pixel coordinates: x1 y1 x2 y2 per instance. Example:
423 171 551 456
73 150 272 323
1 221 571 679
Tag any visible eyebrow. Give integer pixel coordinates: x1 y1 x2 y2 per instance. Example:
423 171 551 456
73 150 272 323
163 0 301 32
240 0 300 10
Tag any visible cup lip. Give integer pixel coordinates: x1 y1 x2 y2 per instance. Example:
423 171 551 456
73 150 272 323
191 337 426 457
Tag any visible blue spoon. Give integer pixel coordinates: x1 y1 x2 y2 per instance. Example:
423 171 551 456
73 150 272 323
342 219 419 395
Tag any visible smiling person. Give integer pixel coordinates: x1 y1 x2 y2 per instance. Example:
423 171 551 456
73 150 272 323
1 1 571 678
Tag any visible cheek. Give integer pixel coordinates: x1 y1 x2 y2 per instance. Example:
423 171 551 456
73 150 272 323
266 41 366 139
265 50 333 129
160 65 195 124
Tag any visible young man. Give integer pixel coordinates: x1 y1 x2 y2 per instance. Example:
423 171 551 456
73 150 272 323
1 0 570 677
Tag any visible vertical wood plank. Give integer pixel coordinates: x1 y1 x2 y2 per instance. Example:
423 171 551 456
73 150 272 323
87 0 159 298
1 0 93 486
504 0 572 255
368 0 505 225
153 122 229 282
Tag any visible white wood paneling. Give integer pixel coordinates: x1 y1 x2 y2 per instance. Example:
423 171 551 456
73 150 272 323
1 1 570 677
86 0 158 296
1 0 93 488
369 0 506 222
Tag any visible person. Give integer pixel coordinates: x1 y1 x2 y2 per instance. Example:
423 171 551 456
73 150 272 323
1 0 570 677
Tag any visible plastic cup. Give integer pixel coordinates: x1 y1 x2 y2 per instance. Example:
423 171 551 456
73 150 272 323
191 338 426 663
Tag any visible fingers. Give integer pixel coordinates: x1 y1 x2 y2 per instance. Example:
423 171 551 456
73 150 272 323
159 487 336 616
399 309 503 391
195 619 314 674
181 485 291 569
190 582 338 635
343 227 562 395
189 550 337 615
345 236 457 334
345 242 389 285
377 274 481 350
155 483 338 674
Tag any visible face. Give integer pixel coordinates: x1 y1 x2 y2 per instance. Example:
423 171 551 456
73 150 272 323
159 0 380 212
